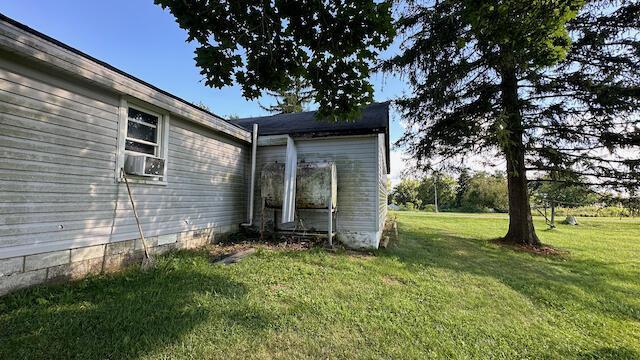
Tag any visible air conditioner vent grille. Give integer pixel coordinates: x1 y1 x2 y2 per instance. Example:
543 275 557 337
124 154 165 177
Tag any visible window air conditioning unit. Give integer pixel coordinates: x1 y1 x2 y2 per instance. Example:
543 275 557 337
124 154 165 177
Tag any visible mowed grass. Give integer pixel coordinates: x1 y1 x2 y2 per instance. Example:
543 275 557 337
1 212 639 359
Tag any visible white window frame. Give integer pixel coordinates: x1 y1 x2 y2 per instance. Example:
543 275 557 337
115 97 170 185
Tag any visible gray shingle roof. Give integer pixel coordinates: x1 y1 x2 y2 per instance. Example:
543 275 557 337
231 102 390 173
230 102 389 136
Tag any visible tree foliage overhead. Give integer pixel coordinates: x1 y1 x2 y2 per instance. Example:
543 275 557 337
528 0 640 189
384 0 639 245
155 0 395 120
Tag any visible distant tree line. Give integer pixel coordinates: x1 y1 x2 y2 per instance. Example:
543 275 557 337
390 169 639 217
390 170 508 213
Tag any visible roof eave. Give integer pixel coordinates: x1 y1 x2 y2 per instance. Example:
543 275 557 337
0 13 251 142
259 127 387 139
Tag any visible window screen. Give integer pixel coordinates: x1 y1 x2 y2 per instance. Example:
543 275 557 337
125 107 159 156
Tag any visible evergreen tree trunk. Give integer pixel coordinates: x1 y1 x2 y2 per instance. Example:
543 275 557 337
500 63 542 246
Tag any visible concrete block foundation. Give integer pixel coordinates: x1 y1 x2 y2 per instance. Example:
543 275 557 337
0 224 238 297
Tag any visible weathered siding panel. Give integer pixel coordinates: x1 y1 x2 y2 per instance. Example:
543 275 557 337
253 135 380 247
0 60 248 259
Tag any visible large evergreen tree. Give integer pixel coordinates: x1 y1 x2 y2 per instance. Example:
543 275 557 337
155 0 394 121
260 77 314 114
384 0 639 246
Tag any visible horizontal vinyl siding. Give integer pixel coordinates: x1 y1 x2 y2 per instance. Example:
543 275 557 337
254 136 378 233
0 61 248 259
0 20 250 141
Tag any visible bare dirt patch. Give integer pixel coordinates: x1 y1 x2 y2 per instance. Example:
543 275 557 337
269 284 289 292
491 239 569 257
382 275 403 286
210 230 378 262
208 235 322 261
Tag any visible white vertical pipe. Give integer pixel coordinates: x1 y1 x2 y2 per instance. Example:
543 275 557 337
244 124 258 225
281 135 297 223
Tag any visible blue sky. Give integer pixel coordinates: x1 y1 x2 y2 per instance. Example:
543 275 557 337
0 1 407 142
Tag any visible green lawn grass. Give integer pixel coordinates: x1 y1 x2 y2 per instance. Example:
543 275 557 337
1 212 639 359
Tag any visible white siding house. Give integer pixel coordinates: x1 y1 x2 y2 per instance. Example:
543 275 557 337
0 57 250 259
0 14 389 295
0 15 251 295
231 103 390 248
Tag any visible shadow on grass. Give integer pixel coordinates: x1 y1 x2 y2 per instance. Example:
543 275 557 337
0 251 264 359
380 220 640 323
579 347 640 360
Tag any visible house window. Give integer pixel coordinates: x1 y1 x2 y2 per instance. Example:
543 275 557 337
126 107 160 156
116 98 170 185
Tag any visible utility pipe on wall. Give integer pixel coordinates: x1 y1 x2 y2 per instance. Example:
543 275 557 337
281 135 297 224
242 124 258 226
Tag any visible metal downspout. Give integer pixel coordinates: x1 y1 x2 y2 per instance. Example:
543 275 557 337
242 124 258 226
